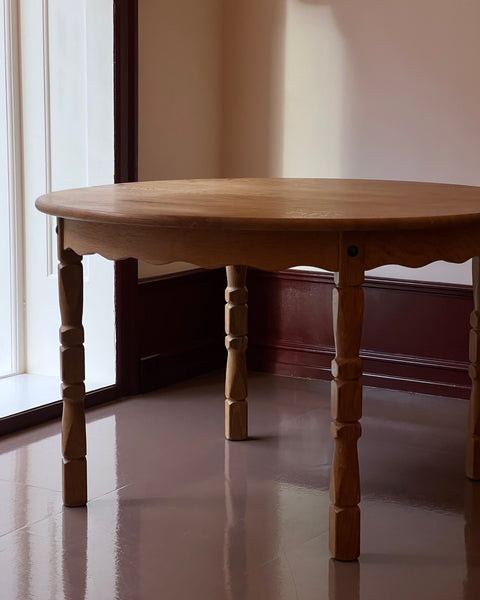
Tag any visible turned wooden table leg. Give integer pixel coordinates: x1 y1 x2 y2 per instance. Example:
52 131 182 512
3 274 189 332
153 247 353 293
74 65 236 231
329 238 364 561
467 256 480 480
58 220 87 506
225 265 248 441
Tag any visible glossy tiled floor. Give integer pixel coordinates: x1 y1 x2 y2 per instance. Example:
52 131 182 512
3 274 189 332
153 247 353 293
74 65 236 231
0 371 479 599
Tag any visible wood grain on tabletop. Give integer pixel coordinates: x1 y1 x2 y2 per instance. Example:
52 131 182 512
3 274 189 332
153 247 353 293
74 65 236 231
35 178 480 231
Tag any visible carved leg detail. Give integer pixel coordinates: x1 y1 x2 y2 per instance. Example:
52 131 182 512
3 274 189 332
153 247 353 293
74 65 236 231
329 239 364 561
225 265 248 441
58 222 87 506
467 256 480 480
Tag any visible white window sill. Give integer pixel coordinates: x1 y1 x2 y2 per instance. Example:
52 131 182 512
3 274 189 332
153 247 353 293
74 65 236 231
0 374 112 418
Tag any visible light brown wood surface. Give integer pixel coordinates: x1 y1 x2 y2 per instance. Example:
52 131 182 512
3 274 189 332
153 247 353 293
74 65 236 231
35 178 480 561
57 221 87 507
329 234 364 560
36 178 480 231
225 265 248 441
61 219 340 272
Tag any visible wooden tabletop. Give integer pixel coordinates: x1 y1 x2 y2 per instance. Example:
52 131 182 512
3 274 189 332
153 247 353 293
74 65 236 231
35 178 480 232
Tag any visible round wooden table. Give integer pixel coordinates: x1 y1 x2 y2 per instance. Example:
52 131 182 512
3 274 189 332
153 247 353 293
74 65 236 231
36 178 480 560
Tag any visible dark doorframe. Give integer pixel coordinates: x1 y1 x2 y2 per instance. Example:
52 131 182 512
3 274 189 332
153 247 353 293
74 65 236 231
113 0 140 397
114 0 138 186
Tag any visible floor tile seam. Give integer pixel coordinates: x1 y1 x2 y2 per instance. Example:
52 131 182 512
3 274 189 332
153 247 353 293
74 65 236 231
0 508 65 540
280 546 301 600
254 529 330 572
285 528 330 554
0 477 63 495
85 483 131 504
0 485 132 540
207 533 323 596
0 477 132 498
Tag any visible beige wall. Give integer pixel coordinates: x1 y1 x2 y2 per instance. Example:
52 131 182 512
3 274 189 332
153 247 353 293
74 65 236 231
139 0 480 283
138 0 222 181
221 0 287 177
138 0 222 277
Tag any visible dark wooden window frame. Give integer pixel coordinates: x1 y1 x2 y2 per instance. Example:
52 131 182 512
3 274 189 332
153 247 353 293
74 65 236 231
113 0 139 397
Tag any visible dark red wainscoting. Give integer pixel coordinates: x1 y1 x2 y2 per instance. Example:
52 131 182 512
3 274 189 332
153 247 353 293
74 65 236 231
137 268 473 400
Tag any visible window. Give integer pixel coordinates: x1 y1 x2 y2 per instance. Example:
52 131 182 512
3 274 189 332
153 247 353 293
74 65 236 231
1 0 115 415
1 0 22 379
